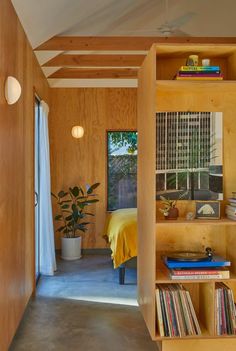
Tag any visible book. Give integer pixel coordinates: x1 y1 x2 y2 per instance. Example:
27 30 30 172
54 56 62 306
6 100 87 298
226 205 236 214
170 274 229 280
171 286 183 336
228 198 236 203
166 288 179 336
178 73 221 77
178 70 220 75
226 214 236 221
163 255 231 269
179 288 194 335
156 287 165 336
176 75 223 81
180 65 220 71
228 289 236 333
226 210 236 217
215 288 220 335
220 286 227 334
185 289 201 335
159 289 169 336
170 268 229 276
170 268 230 279
223 286 232 334
162 287 172 336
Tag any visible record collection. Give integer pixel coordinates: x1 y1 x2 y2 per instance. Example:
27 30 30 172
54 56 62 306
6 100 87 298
215 282 236 335
156 284 201 337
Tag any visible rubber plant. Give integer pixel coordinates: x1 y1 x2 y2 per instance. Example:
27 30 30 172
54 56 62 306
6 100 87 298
51 183 100 238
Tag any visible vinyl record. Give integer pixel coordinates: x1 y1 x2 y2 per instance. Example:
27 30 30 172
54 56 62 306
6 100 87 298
166 251 211 262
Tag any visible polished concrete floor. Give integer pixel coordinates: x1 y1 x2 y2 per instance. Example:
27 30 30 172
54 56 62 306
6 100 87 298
10 255 157 351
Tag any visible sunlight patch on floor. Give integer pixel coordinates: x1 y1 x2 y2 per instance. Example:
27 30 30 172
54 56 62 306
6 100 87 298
64 295 138 306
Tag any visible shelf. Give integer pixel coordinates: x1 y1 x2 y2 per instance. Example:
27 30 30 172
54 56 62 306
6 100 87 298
156 80 236 87
155 322 211 340
156 218 236 226
155 44 236 58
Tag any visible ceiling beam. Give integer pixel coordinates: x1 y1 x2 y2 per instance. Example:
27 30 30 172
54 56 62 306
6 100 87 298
36 36 236 51
48 68 138 79
43 54 145 67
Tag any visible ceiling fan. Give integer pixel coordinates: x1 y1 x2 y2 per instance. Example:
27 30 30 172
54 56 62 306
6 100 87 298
122 0 196 37
157 0 194 36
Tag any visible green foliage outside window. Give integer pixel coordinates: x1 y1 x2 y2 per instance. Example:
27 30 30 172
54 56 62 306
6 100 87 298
107 131 137 211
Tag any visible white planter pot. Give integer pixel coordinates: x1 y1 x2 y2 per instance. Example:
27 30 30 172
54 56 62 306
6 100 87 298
61 236 82 260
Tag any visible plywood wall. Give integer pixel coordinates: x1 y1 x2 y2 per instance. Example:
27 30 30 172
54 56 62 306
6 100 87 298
49 88 137 249
137 46 157 339
0 1 49 350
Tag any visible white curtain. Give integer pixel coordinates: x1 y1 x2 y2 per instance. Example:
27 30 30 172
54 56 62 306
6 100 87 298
39 100 56 275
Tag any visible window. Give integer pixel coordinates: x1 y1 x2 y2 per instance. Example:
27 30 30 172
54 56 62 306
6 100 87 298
107 131 137 211
156 112 223 200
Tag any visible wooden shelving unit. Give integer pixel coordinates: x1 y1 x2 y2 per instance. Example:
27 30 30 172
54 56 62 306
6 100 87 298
156 218 236 225
137 43 236 351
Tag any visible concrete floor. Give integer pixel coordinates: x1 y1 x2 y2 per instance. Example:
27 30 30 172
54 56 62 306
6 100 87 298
10 255 157 351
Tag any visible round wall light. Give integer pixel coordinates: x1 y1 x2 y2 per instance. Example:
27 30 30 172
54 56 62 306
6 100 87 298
5 76 22 105
71 125 84 139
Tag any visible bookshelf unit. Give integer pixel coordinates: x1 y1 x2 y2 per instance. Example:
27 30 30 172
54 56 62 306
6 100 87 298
137 43 236 351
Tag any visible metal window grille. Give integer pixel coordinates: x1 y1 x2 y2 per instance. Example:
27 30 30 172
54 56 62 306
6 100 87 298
156 112 212 190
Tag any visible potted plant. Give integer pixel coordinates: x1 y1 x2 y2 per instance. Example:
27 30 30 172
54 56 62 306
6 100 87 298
51 183 100 260
159 195 179 220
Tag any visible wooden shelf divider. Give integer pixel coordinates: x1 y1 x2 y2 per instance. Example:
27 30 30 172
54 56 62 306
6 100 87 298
138 42 236 350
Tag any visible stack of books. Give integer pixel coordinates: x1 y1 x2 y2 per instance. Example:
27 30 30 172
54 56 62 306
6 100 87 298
170 267 230 280
225 198 236 220
215 282 236 335
163 255 231 280
175 65 223 81
156 284 201 337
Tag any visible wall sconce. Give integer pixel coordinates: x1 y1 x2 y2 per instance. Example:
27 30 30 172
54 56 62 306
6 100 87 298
5 76 22 105
71 126 84 139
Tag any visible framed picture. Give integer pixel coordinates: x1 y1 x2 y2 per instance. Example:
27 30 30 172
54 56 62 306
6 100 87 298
195 201 221 219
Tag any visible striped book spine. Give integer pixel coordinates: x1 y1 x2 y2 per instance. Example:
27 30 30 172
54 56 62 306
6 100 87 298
178 73 221 77
176 76 223 81
180 65 220 71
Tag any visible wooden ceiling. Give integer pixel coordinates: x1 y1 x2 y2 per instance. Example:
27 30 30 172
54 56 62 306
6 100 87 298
12 0 236 87
36 36 236 86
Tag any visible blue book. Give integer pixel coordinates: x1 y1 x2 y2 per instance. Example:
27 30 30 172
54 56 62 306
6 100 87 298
163 255 231 269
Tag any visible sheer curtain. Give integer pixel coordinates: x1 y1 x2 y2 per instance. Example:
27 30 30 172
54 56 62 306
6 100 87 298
39 101 56 275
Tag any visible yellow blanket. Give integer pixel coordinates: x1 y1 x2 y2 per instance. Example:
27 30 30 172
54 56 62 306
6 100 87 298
104 208 137 268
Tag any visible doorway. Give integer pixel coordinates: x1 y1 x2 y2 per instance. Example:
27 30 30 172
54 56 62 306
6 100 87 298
35 96 40 283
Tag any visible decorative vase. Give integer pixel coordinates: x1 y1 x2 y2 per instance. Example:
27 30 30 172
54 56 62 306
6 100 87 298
165 207 179 220
61 236 82 260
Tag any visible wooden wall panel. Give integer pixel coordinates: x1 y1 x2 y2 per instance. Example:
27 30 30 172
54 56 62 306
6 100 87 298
137 45 157 339
0 1 49 350
49 88 137 249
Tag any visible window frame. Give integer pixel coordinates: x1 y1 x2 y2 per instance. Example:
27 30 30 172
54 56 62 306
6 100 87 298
106 129 137 212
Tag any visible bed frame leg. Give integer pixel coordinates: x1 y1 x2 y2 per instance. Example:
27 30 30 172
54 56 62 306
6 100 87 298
119 266 125 285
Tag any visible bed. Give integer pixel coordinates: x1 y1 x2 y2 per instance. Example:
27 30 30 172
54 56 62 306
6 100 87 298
104 208 137 284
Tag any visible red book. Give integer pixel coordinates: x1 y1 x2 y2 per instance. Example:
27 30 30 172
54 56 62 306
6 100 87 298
171 269 221 275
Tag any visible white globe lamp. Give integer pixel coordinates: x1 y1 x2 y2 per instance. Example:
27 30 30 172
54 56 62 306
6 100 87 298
71 126 84 139
5 76 22 105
